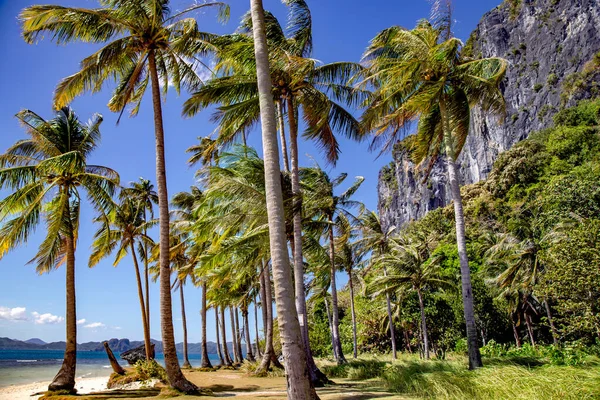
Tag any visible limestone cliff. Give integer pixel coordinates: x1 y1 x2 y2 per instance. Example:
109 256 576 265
378 0 600 230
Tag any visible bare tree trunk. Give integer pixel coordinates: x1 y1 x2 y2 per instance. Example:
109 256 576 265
440 97 483 370
220 307 233 366
403 330 412 353
383 267 397 360
512 318 521 348
230 307 240 364
277 100 290 172
215 306 225 366
328 224 346 365
49 231 77 392
148 50 196 392
417 288 429 360
323 296 336 359
200 281 212 368
525 312 536 347
249 1 316 396
348 269 358 359
104 342 125 375
254 295 263 358
180 283 191 369
243 306 256 362
543 298 559 345
130 243 151 360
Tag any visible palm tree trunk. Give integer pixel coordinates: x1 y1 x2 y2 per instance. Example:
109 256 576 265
288 96 328 385
383 267 397 360
243 307 256 362
512 317 521 348
249 2 316 397
348 269 358 359
440 97 483 370
416 288 430 360
259 268 268 356
232 307 243 363
215 306 225 366
48 231 77 393
256 264 283 374
328 224 346 365
277 100 290 172
220 306 233 366
543 298 559 345
525 312 536 347
323 296 336 359
235 308 244 361
254 295 262 358
148 49 196 392
143 210 151 341
130 242 151 360
180 284 191 369
200 281 212 368
229 307 239 364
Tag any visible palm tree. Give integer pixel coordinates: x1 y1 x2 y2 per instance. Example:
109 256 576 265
249 0 315 396
0 107 118 392
359 17 507 369
121 178 158 336
89 197 154 360
20 1 229 392
355 210 398 358
301 166 364 365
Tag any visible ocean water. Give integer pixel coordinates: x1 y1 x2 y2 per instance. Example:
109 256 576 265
0 350 222 387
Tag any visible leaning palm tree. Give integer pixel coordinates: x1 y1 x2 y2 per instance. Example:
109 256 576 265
249 0 316 397
20 1 229 392
0 108 118 392
359 17 507 368
89 197 154 360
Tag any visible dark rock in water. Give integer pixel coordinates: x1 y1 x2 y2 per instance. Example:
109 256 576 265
120 343 155 365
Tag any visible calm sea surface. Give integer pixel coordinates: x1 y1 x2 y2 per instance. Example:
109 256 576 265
0 350 221 387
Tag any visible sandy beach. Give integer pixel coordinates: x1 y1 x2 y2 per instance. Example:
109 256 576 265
0 376 109 400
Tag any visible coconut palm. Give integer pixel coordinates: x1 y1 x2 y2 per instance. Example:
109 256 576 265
0 107 118 392
20 1 229 391
354 209 399 358
121 178 158 335
249 0 315 396
301 166 364 365
89 197 154 360
359 17 507 368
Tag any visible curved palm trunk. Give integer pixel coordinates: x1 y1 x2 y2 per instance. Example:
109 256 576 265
328 224 346 365
383 267 397 360
180 284 191 369
256 265 284 374
347 269 358 359
200 282 212 368
220 307 234 366
215 306 225 366
416 288 429 360
143 210 151 341
130 242 151 360
288 96 329 385
440 98 483 370
277 100 290 172
250 2 316 397
543 298 559 345
230 307 240 364
49 232 77 392
243 307 255 362
148 50 196 392
323 296 336 359
254 296 262 358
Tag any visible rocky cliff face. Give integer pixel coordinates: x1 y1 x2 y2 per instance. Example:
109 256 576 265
378 0 600 230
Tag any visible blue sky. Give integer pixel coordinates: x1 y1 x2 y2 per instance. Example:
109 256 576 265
0 0 500 345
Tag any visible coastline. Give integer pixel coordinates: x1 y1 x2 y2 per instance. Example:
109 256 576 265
0 376 109 400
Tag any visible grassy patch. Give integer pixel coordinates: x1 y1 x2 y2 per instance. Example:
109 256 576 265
320 358 388 380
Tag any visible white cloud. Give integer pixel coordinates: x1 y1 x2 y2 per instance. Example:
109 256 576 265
113 326 122 330
84 322 105 329
31 312 64 325
76 319 86 325
0 307 28 321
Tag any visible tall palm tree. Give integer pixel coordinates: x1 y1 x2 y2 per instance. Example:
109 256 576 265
89 197 154 360
0 108 118 392
355 210 398 358
359 18 507 369
20 1 229 391
302 166 364 365
121 178 158 336
249 0 315 396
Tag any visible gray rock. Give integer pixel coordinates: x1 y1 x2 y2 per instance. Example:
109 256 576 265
120 343 155 365
378 0 600 230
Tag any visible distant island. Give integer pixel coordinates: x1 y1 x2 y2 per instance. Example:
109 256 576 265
0 337 229 354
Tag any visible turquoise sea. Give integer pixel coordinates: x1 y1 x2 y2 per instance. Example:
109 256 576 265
0 349 221 387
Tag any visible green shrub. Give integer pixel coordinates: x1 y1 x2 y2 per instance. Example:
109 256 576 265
547 73 559 86
134 359 168 383
533 83 543 92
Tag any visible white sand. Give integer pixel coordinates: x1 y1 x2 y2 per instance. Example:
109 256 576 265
0 376 109 400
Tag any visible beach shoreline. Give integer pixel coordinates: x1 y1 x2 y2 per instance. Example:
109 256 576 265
0 376 109 400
